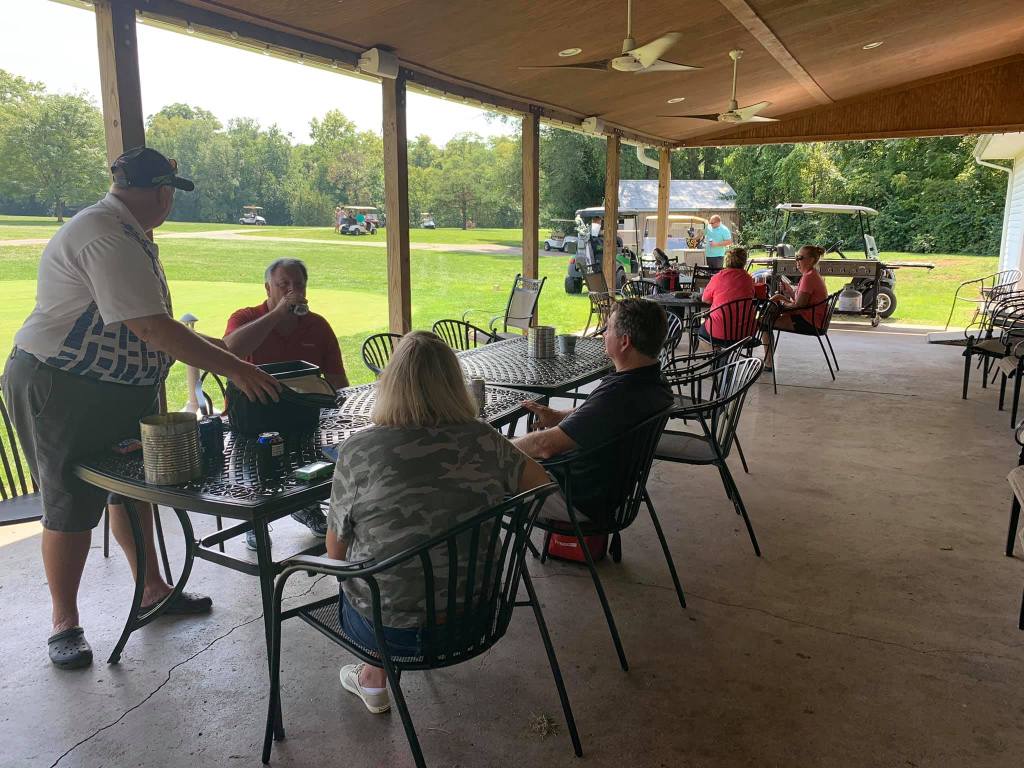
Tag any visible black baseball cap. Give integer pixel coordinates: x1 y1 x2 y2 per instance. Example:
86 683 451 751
111 147 195 191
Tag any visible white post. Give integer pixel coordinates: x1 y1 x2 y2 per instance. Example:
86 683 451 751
179 313 202 414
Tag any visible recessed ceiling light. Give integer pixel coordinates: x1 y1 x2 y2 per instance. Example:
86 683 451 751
666 96 686 104
862 41 883 50
558 48 582 57
186 22 195 34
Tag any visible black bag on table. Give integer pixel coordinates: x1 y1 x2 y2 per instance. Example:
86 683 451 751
225 360 338 436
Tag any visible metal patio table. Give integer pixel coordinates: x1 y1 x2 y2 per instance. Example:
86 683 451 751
457 336 613 397
648 292 703 322
74 381 539 736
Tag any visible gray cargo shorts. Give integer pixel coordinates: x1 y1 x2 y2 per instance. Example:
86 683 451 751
1 348 159 532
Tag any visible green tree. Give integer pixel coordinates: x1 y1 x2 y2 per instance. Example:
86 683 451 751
0 91 107 221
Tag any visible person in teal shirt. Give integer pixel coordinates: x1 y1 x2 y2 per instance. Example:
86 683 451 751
704 215 733 261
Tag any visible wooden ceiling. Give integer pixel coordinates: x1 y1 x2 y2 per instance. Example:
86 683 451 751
141 0 1024 145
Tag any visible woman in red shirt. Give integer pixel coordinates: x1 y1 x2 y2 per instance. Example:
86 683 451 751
763 245 828 369
697 247 757 344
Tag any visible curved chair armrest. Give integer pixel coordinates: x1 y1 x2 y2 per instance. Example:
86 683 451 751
539 450 585 471
278 554 376 579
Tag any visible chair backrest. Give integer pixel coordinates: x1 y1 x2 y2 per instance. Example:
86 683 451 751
690 358 763 459
666 338 750 402
585 291 616 336
349 483 559 669
818 290 842 331
502 274 546 332
549 408 673 535
0 392 34 502
583 267 610 295
690 297 758 352
432 319 494 351
361 333 403 377
621 278 660 298
659 312 684 368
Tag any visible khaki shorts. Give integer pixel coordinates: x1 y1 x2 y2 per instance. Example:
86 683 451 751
2 348 159 532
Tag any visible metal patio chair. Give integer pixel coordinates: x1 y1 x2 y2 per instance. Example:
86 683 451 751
361 332 403 377
659 312 684 372
431 318 497 350
463 273 546 339
262 484 582 767
655 357 765 556
772 291 843 384
532 408 682 672
581 265 618 336
961 294 1024 403
620 278 661 298
0 391 40 527
944 269 1022 331
688 297 759 356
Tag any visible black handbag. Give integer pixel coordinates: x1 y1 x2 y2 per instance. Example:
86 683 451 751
225 360 337 436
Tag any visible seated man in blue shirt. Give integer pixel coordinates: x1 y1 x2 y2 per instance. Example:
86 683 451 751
513 298 673 524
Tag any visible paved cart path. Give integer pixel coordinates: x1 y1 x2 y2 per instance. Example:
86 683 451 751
0 228 523 254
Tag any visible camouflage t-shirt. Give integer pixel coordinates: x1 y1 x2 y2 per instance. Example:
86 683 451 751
329 420 528 629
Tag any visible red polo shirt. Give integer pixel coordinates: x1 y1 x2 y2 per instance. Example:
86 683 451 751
225 303 346 376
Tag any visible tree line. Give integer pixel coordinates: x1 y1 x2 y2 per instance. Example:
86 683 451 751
0 68 1007 254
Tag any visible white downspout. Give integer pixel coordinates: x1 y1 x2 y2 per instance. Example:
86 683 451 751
973 135 1015 271
635 144 660 170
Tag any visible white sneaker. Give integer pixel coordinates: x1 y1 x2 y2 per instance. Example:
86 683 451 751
340 663 391 713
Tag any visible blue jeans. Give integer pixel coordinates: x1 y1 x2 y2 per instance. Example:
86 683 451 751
339 590 423 661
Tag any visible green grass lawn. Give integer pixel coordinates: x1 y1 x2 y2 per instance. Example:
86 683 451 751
0 218 998 415
0 214 243 241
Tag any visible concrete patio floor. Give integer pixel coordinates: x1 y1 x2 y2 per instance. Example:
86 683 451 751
3 325 1024 768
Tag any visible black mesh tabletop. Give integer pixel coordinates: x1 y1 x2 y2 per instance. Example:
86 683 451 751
649 294 703 310
457 336 612 394
75 383 539 518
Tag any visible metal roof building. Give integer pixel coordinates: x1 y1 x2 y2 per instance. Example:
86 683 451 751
617 179 739 231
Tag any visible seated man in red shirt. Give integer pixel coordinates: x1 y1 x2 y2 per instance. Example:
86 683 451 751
225 257 349 545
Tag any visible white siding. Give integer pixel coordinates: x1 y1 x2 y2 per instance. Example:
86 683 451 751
1001 152 1024 273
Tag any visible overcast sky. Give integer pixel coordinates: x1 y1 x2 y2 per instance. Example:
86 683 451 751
1 0 517 145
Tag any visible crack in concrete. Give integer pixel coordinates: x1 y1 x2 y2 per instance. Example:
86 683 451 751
528 569 1024 663
47 576 328 767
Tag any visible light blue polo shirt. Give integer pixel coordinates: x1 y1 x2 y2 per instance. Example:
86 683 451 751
705 224 732 260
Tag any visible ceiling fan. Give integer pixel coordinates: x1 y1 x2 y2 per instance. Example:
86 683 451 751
519 0 700 74
661 49 777 123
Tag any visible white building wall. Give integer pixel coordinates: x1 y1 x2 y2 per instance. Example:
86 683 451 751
1001 152 1024 273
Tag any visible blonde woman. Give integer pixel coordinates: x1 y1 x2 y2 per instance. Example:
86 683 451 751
326 331 549 713
763 244 828 368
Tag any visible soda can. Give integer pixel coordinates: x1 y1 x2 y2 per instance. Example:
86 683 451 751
256 431 286 480
198 416 224 466
290 302 309 316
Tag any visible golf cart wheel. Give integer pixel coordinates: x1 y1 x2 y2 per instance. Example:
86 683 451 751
544 242 551 251
564 276 583 294
875 287 896 318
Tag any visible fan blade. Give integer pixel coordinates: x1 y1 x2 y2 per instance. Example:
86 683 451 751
636 59 701 73
734 101 772 120
742 115 779 123
658 114 722 121
628 32 681 69
518 59 611 72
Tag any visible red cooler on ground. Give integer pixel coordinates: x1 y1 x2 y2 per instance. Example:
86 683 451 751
545 533 608 563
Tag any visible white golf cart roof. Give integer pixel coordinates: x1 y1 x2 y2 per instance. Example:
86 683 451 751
776 203 879 216
346 205 379 211
665 214 709 225
577 206 639 217
242 205 263 211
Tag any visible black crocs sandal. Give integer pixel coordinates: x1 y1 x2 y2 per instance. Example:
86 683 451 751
139 591 213 616
48 626 93 670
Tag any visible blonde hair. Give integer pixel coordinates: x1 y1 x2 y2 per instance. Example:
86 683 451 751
724 246 748 270
371 331 477 427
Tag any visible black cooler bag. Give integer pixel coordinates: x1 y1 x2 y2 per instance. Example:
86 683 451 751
226 360 337 435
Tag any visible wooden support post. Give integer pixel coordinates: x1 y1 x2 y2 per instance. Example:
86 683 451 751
382 75 412 335
603 134 620 292
521 111 540 324
95 1 146 164
656 148 671 252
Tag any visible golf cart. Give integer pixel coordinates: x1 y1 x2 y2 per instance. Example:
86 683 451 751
340 206 381 235
564 206 640 294
750 202 934 324
421 213 436 229
239 205 266 225
544 219 578 252
639 214 709 273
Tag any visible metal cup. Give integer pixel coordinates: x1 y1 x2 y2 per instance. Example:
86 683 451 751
557 334 578 355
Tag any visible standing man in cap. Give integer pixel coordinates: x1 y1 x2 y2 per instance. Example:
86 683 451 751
1 147 281 669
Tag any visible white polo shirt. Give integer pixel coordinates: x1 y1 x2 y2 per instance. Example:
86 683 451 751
14 193 174 386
